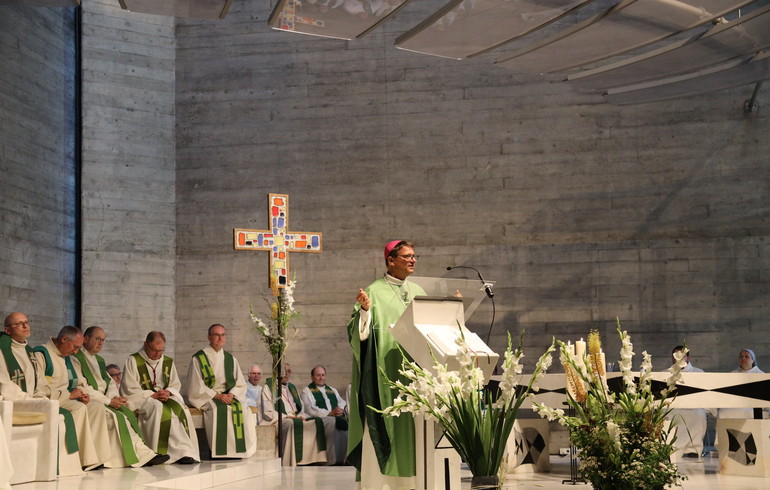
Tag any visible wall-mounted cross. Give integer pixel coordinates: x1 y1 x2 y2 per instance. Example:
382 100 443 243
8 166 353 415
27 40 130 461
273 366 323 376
233 193 322 289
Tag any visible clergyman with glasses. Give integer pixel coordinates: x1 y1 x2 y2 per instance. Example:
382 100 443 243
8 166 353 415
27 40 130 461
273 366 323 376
346 240 426 489
72 326 169 467
120 331 200 464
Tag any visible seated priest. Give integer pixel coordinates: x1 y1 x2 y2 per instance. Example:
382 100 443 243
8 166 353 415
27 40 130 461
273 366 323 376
0 312 58 478
246 364 263 417
186 324 256 459
120 331 199 464
32 325 110 470
106 364 122 390
300 364 348 465
261 363 327 466
0 313 48 402
72 326 169 467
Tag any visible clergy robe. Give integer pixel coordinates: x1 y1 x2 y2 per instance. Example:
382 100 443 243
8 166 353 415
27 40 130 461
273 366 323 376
186 346 256 459
246 383 262 410
261 379 327 466
347 274 426 489
300 382 348 465
72 349 159 467
668 362 707 456
120 350 199 463
0 333 47 401
33 339 109 470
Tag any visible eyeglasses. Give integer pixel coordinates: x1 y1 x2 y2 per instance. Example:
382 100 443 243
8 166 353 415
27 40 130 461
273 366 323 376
89 337 106 343
5 321 30 328
397 254 419 261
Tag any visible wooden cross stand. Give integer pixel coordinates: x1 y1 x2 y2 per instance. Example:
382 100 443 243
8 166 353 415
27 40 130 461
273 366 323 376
233 193 322 288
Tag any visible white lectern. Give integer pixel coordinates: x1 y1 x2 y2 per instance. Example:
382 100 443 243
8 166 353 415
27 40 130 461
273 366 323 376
389 279 498 490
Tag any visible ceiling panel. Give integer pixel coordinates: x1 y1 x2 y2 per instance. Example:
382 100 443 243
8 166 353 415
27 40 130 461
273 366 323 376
394 0 594 60
495 0 757 74
568 4 770 90
268 0 413 40
0 0 78 5
118 0 232 19
603 50 770 104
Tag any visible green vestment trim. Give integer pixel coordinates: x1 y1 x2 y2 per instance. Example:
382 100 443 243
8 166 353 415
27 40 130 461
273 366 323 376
265 379 326 462
194 349 247 455
59 407 79 454
74 350 144 464
31 346 54 376
33 346 78 392
0 333 36 393
132 353 189 455
346 276 423 477
32 345 80 455
308 383 348 431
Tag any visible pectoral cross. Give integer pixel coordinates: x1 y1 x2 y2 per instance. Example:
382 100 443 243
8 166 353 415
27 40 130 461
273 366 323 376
234 193 322 289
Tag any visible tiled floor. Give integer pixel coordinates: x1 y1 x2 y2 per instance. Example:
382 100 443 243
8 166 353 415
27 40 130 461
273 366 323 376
11 453 770 489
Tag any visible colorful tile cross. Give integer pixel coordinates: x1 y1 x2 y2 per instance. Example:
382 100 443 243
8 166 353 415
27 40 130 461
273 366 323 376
233 193 322 289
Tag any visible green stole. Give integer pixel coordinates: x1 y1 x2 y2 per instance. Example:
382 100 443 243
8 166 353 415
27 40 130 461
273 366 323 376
0 333 36 393
346 276 421 477
308 382 348 430
266 378 326 462
193 349 246 455
132 353 190 456
30 344 79 454
74 350 144 465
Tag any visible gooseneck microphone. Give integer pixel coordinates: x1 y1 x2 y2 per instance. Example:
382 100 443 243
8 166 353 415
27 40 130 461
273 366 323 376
446 265 496 345
446 265 494 298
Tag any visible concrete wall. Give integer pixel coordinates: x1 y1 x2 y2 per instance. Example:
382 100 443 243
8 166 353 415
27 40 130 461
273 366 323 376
1 0 768 390
0 7 77 343
174 0 770 388
79 0 177 360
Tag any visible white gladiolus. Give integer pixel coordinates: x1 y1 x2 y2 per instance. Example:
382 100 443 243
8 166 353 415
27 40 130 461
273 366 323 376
618 330 637 395
607 420 622 452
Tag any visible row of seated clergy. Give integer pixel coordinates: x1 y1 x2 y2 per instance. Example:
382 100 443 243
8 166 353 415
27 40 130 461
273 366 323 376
258 363 348 466
0 314 172 480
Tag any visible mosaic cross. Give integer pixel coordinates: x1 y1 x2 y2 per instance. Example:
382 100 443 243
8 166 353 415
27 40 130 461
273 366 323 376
233 193 322 289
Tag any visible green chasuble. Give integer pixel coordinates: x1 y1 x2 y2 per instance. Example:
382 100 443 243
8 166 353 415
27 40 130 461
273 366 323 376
74 350 145 465
346 275 426 478
265 378 326 462
193 349 247 456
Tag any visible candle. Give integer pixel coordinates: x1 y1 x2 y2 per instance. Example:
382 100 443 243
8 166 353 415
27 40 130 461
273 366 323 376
600 350 606 371
575 338 586 358
567 341 575 357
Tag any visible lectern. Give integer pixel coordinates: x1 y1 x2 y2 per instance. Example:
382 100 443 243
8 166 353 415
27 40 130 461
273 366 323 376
389 277 498 490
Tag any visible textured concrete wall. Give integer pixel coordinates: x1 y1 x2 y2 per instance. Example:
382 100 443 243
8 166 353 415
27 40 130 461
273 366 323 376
79 0 177 361
175 0 770 388
0 7 77 343
2 0 768 391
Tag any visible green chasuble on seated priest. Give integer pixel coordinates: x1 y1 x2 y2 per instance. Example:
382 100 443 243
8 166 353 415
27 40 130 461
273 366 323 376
346 276 426 478
265 378 326 462
74 349 145 465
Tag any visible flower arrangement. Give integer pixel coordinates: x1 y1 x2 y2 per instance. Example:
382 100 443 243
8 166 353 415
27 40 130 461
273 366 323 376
533 321 688 490
381 331 556 487
250 276 300 388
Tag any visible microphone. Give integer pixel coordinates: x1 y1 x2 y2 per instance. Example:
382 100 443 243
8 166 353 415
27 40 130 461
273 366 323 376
446 265 494 298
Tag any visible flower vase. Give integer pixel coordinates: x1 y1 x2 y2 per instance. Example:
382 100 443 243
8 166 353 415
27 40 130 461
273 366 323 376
470 475 499 489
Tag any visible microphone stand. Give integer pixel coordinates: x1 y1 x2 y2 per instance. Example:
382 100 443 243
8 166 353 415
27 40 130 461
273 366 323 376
446 266 496 345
